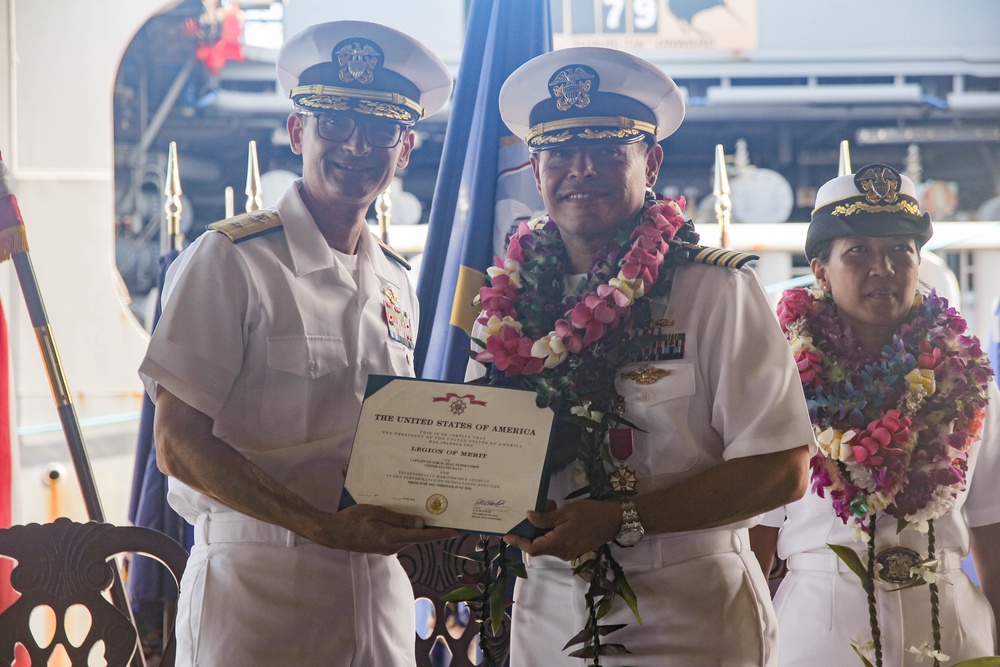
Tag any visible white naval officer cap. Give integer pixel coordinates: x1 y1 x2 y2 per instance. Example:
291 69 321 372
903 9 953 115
499 47 685 151
276 20 453 125
806 163 932 259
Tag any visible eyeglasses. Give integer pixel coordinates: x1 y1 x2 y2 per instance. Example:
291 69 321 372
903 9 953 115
301 112 406 149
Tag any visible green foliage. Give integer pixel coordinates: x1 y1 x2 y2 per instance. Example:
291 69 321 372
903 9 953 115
561 545 641 666
443 536 524 667
828 543 871 584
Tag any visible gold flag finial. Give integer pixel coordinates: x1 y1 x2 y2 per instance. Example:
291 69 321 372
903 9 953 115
905 143 923 184
713 144 732 249
164 141 185 252
375 184 392 245
224 186 235 219
838 139 852 176
245 140 262 213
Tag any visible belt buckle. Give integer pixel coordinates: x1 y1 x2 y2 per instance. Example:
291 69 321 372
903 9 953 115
874 546 922 584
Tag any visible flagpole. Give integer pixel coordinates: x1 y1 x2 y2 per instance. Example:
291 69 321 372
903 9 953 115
838 139 852 176
713 144 732 249
165 142 186 252
245 140 262 213
376 185 392 244
0 150 147 666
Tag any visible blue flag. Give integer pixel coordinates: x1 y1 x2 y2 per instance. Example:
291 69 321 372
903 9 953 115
127 249 193 637
415 0 551 381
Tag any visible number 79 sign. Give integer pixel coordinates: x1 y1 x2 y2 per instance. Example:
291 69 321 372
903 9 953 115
553 0 757 52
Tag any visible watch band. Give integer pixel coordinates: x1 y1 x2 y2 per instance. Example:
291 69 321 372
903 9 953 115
613 498 645 548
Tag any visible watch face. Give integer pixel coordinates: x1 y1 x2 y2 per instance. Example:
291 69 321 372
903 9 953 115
614 526 644 547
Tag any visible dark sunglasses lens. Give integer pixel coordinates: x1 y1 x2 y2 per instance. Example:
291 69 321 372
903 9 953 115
313 113 402 148
365 120 403 148
316 114 355 142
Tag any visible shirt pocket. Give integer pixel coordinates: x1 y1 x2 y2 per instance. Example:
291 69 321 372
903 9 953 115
385 339 415 377
614 360 700 475
261 335 349 440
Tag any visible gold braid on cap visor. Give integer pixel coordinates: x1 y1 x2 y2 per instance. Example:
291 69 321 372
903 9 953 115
824 198 922 218
289 84 424 123
525 116 658 147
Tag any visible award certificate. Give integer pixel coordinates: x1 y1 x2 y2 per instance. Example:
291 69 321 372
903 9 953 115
340 375 556 536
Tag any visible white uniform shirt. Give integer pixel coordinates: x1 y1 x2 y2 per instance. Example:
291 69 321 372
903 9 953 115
471 260 815 666
139 180 418 520
472 262 815 526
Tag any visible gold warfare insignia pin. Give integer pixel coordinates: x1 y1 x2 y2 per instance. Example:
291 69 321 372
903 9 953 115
549 65 596 111
335 39 381 85
855 165 901 204
621 365 672 385
381 286 400 306
426 493 448 515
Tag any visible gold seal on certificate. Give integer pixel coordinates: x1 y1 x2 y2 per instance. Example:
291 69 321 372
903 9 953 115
340 375 557 536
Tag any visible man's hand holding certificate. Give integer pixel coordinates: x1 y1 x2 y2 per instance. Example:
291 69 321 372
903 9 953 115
341 376 556 536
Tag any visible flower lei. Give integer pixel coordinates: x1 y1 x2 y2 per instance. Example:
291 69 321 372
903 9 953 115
474 194 691 403
777 287 994 667
467 195 700 665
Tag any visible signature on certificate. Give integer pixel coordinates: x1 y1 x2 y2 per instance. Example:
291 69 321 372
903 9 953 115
474 498 510 511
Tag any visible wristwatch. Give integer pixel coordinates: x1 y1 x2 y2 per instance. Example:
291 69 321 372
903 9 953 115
613 498 645 548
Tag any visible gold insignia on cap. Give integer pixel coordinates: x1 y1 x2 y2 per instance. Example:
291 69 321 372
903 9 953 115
297 95 351 111
336 41 380 85
830 199 922 218
525 117 657 148
290 85 424 123
550 66 594 111
579 127 643 141
856 165 900 204
357 100 412 121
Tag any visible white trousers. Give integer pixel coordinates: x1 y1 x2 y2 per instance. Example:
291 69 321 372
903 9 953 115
773 548 997 666
510 528 778 666
174 513 416 667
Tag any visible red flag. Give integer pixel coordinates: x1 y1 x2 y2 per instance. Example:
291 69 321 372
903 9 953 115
1 148 20 612
0 300 13 611
0 152 29 663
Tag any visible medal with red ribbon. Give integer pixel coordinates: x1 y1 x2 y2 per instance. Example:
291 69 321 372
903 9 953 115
608 397 637 493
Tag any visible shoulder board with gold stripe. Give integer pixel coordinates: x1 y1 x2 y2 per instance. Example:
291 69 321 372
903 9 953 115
683 243 758 269
207 209 283 243
374 234 411 270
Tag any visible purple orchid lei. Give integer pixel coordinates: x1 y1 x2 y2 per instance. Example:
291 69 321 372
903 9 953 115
777 287 992 530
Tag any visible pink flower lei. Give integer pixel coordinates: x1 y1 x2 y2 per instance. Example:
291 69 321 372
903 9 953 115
777 286 994 530
473 196 688 378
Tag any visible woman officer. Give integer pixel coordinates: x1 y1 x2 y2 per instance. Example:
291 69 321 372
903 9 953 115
750 164 1000 666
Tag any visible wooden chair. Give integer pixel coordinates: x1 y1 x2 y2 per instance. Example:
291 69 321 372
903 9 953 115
402 534 511 667
0 518 188 667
